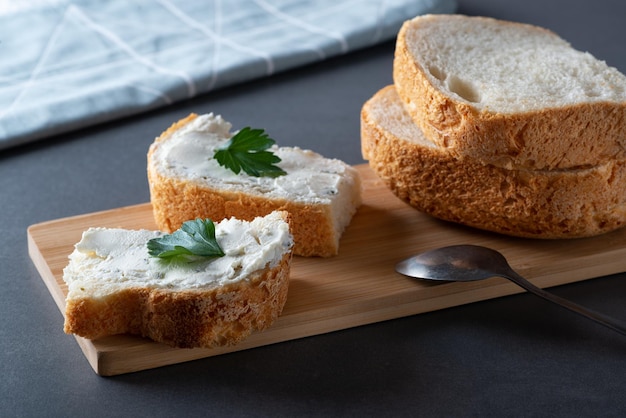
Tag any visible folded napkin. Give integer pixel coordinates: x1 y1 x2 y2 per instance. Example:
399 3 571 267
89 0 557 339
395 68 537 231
0 0 457 150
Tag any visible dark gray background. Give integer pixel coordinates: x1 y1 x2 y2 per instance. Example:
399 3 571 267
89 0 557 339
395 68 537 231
2 1 626 416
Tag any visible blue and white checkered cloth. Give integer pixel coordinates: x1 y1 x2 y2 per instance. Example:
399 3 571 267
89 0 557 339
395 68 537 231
0 0 456 150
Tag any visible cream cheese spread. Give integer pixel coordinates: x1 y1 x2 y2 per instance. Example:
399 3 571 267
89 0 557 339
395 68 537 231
63 212 293 299
151 113 360 204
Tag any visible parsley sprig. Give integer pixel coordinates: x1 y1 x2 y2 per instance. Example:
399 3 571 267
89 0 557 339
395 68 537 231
147 219 225 262
213 127 287 178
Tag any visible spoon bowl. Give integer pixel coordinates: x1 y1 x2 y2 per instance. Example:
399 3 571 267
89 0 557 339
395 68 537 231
396 245 626 336
395 245 512 282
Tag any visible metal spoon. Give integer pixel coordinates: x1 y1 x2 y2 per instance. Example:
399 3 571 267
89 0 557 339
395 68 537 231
396 244 626 336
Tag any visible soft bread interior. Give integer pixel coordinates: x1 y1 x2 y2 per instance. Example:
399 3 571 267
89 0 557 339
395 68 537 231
402 14 626 113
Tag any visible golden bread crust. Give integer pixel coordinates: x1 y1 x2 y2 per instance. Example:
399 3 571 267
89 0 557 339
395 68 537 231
393 15 626 170
361 86 626 238
64 253 291 348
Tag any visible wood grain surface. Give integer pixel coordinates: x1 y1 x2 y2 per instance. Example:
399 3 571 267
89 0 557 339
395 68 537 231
27 165 626 375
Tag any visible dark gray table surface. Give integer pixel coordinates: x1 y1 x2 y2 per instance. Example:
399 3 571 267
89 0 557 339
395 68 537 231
3 1 626 416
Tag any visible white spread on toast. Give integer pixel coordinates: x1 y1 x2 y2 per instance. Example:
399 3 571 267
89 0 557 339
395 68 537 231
63 212 293 298
151 113 357 203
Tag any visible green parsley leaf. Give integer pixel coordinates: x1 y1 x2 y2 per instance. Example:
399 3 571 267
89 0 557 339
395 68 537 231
147 218 225 262
213 127 287 177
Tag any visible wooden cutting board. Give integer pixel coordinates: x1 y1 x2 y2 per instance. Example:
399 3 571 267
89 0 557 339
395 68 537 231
28 164 626 376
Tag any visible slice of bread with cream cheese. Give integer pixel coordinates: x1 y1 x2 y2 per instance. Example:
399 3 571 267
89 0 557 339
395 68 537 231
147 113 361 257
63 211 293 348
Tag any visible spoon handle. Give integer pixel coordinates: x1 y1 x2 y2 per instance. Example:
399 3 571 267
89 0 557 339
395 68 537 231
504 271 626 337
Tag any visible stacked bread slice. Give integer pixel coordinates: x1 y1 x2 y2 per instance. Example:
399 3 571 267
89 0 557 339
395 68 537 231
361 14 626 238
